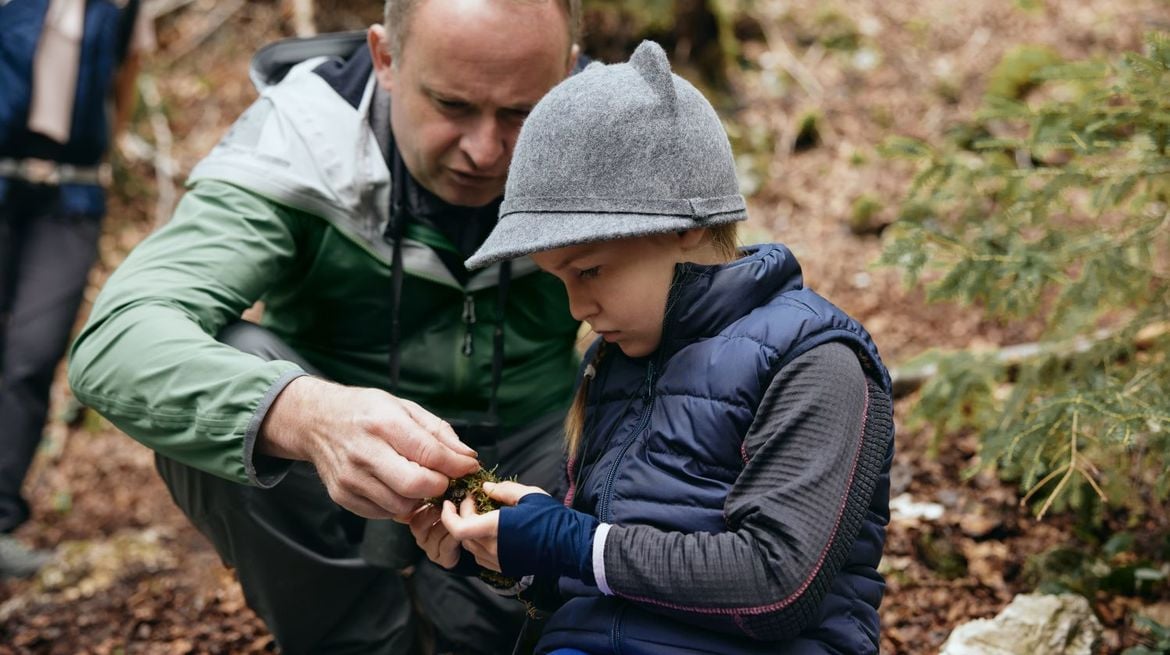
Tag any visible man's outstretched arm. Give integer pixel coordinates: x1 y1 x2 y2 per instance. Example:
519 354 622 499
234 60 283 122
68 180 477 517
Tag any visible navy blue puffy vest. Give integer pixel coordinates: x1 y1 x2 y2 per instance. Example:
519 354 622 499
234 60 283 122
540 244 893 655
0 0 136 215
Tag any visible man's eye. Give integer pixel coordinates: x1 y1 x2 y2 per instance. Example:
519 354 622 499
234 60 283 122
578 266 600 279
436 98 468 111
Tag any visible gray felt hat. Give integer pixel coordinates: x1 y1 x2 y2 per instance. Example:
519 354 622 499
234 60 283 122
465 40 747 270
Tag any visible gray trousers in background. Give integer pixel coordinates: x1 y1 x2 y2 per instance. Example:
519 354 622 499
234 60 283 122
156 320 567 655
0 183 103 534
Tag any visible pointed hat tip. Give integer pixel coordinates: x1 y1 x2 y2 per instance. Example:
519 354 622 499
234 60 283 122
629 40 676 107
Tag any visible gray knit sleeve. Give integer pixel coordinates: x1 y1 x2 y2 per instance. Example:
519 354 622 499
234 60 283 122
597 341 890 640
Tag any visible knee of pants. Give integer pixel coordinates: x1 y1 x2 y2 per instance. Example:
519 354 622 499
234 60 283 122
1 343 59 392
217 321 283 360
215 320 319 375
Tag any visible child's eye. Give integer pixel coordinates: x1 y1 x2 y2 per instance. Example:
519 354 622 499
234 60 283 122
578 266 600 279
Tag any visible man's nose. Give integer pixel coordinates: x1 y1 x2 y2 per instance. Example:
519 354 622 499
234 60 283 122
461 117 506 171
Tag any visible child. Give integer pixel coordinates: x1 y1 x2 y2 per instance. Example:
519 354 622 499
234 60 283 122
412 41 894 655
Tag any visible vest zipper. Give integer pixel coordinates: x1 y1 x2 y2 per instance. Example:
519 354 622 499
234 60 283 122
598 362 656 523
609 602 628 654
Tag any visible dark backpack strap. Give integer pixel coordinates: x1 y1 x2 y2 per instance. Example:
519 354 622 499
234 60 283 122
114 0 141 64
250 31 368 88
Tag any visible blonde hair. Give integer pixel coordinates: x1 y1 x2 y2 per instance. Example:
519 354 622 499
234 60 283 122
563 223 741 456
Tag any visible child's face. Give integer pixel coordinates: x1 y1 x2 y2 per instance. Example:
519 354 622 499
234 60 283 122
532 232 705 358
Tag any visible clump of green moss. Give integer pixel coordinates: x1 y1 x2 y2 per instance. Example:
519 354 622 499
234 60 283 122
426 468 530 599
425 467 504 513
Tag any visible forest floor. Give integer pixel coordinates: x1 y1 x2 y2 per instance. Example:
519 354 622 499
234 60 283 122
2 0 1169 653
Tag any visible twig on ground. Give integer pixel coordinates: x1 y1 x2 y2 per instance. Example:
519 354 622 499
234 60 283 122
162 0 248 66
136 75 177 228
287 0 317 37
890 321 1170 398
143 0 201 19
758 21 824 102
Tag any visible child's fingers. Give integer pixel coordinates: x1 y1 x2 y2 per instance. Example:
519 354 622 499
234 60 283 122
434 531 461 569
481 480 549 506
440 499 498 541
459 495 479 518
463 538 502 573
389 501 426 524
407 505 439 542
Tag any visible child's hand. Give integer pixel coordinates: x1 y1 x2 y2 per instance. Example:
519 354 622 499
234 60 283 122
408 503 461 569
440 481 550 572
484 480 550 505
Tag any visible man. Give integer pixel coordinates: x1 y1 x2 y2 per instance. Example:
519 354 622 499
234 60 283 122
68 1 582 652
1 0 151 578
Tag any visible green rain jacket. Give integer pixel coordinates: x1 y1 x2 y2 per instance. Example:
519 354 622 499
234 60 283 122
67 52 581 487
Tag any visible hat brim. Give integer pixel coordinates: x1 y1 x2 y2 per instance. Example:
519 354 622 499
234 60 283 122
464 210 748 270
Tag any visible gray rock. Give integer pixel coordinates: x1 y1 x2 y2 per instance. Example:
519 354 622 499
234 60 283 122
939 593 1102 655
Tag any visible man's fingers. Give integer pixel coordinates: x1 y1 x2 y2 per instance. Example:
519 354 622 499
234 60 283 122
331 452 435 515
401 400 478 458
386 411 480 480
375 446 455 500
331 488 398 520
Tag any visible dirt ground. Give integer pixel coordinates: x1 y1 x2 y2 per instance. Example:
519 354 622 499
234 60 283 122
2 0 1168 653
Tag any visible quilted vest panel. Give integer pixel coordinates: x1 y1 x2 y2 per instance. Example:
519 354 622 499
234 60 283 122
555 244 892 654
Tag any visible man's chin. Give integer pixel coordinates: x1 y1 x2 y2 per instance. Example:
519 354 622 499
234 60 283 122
436 178 504 208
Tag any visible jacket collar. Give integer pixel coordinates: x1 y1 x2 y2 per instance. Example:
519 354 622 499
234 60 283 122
657 243 804 360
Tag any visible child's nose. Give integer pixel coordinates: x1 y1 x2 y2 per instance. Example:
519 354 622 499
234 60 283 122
567 293 597 322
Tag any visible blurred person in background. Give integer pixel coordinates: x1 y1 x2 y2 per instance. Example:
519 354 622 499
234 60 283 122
0 0 152 579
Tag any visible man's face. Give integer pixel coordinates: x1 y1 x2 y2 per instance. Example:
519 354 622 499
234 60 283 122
369 0 575 207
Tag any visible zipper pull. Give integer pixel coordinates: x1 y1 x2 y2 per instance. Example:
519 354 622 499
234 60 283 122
462 295 476 357
462 295 477 325
644 362 655 397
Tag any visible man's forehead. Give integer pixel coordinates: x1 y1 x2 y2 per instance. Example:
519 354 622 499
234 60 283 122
401 4 570 107
403 0 571 62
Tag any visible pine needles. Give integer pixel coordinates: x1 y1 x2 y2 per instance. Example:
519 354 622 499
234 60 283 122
881 32 1170 525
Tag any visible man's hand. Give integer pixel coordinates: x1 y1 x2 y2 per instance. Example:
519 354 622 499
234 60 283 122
440 481 548 572
258 376 480 519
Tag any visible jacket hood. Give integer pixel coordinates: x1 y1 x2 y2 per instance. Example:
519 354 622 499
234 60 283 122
188 55 393 260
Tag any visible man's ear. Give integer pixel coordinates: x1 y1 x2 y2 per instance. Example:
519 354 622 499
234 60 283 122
565 43 580 76
368 24 395 92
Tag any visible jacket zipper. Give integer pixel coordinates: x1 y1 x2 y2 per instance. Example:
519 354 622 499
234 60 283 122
461 294 476 356
597 362 655 523
452 293 475 393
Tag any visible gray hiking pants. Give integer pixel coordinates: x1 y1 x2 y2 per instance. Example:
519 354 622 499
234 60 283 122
0 182 103 533
156 320 566 655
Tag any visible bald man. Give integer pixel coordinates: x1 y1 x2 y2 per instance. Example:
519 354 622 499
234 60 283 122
69 1 583 652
